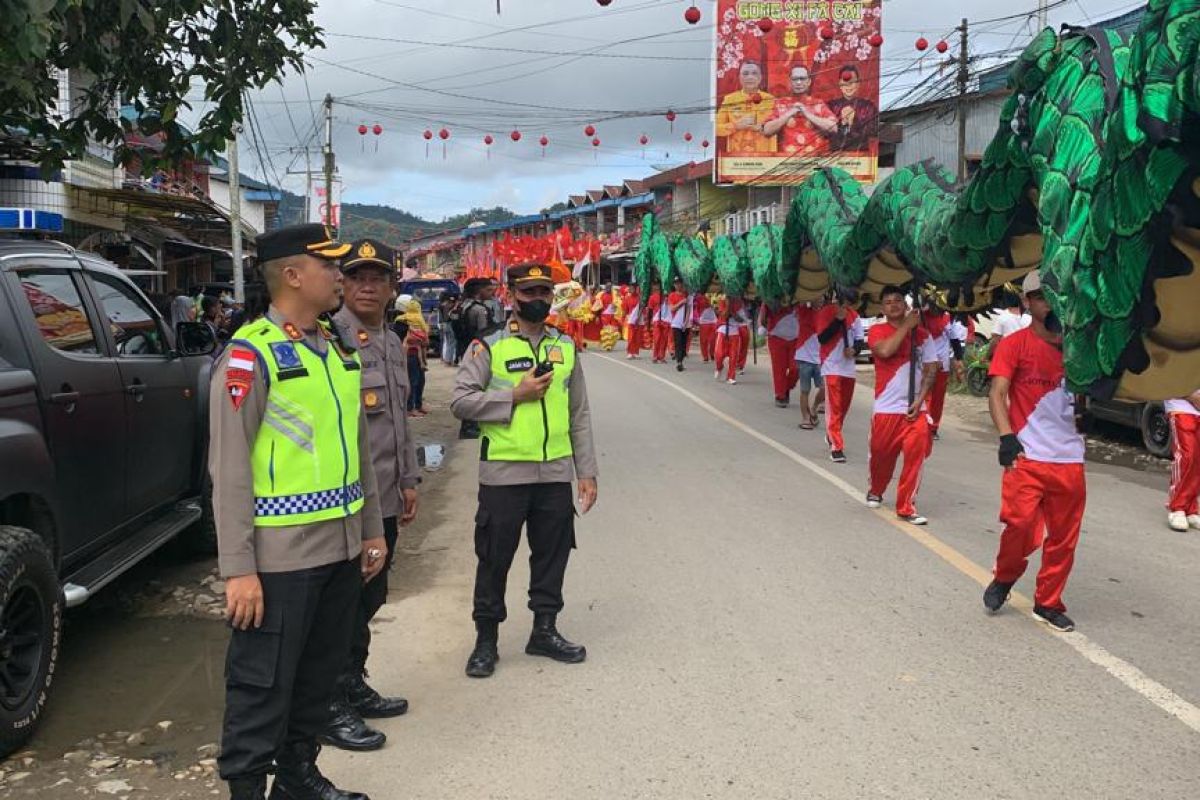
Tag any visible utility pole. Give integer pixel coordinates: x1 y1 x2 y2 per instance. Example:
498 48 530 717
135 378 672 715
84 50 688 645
286 146 315 223
956 17 970 184
322 94 335 233
1037 0 1049 30
229 128 244 303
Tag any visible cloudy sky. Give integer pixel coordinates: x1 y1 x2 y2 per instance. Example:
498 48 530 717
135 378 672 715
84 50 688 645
210 0 1141 226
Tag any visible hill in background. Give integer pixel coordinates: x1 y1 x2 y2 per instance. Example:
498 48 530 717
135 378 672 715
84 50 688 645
275 190 518 244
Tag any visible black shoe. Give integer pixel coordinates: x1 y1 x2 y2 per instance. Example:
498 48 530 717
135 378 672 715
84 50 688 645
830 450 846 463
465 621 499 678
1033 605 1075 632
676 363 684 372
525 614 586 664
229 775 268 800
346 673 408 719
775 398 789 408
269 740 370 800
983 580 1013 613
865 493 882 509
319 695 386 752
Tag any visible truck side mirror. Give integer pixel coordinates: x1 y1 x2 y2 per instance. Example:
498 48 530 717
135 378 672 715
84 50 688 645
176 322 217 357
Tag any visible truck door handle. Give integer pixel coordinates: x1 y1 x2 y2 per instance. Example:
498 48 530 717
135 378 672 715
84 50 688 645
49 390 80 404
125 380 146 400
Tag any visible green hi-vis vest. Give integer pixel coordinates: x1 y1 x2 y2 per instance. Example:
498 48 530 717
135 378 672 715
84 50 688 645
480 324 576 463
230 318 364 526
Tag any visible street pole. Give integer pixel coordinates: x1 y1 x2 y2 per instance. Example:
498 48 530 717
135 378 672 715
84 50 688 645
229 128 244 303
1037 0 1048 30
956 18 969 184
322 94 336 233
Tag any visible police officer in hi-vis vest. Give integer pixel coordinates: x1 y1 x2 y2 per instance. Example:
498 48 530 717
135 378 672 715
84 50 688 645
211 224 385 800
323 238 419 752
450 263 599 679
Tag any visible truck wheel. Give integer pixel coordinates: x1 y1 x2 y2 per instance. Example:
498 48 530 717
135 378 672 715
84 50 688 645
1141 403 1172 459
0 526 61 758
189 470 219 557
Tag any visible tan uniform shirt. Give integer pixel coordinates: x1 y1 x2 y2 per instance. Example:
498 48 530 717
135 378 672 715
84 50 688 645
333 307 420 520
450 324 598 486
209 308 385 577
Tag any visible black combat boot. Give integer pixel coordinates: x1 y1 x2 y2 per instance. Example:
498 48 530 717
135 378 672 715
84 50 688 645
346 670 408 719
318 677 386 752
228 775 267 800
268 740 370 800
464 621 499 678
525 614 586 664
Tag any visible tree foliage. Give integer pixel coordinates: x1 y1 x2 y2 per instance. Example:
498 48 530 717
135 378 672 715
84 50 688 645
0 0 323 174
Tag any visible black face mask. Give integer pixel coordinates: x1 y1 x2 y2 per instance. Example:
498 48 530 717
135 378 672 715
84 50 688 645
516 298 551 323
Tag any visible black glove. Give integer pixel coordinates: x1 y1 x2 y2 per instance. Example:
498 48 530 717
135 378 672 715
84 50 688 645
998 433 1024 467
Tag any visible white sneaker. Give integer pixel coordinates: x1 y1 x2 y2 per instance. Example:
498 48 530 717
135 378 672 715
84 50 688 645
727 378 738 385
865 493 882 509
714 370 721 381
1168 511 1189 532
1189 515 1200 530
899 513 929 526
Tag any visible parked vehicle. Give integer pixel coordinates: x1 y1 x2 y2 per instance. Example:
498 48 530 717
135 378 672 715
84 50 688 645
964 341 992 397
0 240 217 755
1082 398 1172 458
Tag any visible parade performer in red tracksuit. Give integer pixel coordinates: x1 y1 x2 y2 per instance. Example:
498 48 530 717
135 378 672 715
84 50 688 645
623 285 644 359
816 297 864 463
714 296 747 384
921 309 952 439
866 286 940 525
598 284 617 328
694 291 717 362
983 271 1086 633
668 277 692 372
648 283 671 363
764 302 800 407
1165 392 1200 532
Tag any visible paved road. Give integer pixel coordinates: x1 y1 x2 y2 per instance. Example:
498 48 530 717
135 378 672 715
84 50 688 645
326 353 1200 799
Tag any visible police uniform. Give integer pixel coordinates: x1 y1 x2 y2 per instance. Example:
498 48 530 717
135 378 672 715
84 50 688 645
450 263 599 678
211 224 379 800
322 240 419 749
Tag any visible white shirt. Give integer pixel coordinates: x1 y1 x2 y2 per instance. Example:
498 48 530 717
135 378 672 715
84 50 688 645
993 310 1031 339
820 317 864 379
1165 398 1200 416
769 309 800 341
670 295 691 329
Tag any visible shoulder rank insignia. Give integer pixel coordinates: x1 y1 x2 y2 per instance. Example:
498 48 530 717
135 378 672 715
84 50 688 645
357 329 370 345
282 322 303 341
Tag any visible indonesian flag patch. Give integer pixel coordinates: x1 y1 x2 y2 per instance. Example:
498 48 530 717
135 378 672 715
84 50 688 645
226 348 256 410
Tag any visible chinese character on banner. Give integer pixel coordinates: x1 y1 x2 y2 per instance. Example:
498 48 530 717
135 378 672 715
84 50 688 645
713 0 881 186
309 179 344 229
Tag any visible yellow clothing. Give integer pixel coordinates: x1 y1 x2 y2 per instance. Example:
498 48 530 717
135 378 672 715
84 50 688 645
716 90 778 154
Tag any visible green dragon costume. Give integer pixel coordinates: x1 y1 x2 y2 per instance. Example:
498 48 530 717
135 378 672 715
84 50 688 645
633 0 1200 403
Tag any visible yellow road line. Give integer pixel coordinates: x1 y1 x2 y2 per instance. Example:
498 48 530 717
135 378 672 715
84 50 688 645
592 352 1200 735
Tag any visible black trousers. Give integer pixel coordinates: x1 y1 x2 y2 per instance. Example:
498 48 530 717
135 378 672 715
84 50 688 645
672 328 689 365
472 483 575 623
219 559 360 780
349 516 399 673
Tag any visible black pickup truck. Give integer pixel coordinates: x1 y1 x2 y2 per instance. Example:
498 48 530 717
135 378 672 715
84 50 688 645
0 239 216 755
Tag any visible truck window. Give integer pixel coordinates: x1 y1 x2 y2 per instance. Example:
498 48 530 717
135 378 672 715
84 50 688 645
90 273 168 356
17 271 100 355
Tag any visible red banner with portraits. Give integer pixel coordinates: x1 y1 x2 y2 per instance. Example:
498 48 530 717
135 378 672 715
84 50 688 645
714 1 881 186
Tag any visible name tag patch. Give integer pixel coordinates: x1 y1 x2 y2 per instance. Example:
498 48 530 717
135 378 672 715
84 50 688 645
505 357 535 372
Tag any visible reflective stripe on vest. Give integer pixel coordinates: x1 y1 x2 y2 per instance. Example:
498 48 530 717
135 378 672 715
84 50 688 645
480 327 575 462
231 318 364 526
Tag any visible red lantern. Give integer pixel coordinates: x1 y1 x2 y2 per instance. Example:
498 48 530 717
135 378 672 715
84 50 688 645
597 0 612 5
422 130 433 140
936 40 949 53
639 134 649 145
357 124 368 136
484 134 493 145
683 132 693 142
915 37 929 51
674 177 684 186
868 33 883 48
584 124 596 137
684 5 700 24
539 135 549 157
819 26 834 41
701 139 709 148
591 138 600 147
372 124 382 136
438 128 449 140
757 17 773 33
510 130 522 142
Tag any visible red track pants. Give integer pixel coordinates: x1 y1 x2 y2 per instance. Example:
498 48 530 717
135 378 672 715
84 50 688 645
738 330 750 369
994 458 1086 612
699 323 717 361
1168 413 1200 515
625 323 643 357
928 371 949 433
824 375 856 452
767 336 799 400
868 412 932 517
652 321 670 362
714 332 743 381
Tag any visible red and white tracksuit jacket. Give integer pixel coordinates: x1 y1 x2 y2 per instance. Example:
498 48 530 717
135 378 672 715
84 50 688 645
989 328 1087 612
764 305 800 401
694 294 717 362
714 298 747 381
1167 397 1200 515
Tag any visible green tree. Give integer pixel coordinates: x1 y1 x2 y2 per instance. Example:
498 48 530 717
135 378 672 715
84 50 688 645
0 0 323 174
